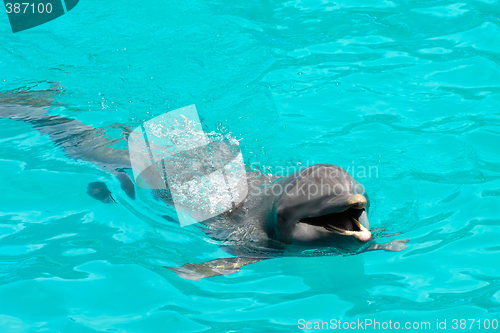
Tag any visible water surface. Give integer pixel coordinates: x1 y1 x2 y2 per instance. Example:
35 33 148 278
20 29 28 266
0 0 499 331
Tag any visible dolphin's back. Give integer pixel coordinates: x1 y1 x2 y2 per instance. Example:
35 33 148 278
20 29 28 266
0 103 131 171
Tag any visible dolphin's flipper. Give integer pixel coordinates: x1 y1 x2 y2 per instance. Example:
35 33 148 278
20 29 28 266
366 238 409 252
166 257 262 280
86 172 135 203
112 171 136 199
86 182 116 204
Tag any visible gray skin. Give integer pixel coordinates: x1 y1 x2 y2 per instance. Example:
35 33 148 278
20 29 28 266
0 92 408 280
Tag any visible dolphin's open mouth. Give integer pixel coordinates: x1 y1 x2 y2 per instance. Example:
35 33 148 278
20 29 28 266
299 207 371 242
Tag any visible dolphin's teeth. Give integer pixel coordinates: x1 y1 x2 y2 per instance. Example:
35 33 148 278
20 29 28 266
326 217 368 236
350 217 371 242
327 223 350 234
351 217 360 226
326 223 343 232
350 217 366 231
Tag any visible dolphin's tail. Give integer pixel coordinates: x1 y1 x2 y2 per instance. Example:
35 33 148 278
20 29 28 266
0 89 136 201
166 257 262 280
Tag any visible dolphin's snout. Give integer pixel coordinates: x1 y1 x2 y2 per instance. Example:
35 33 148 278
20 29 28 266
354 228 371 243
350 215 371 243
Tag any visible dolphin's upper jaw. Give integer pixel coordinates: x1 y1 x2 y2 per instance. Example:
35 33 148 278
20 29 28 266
298 198 372 243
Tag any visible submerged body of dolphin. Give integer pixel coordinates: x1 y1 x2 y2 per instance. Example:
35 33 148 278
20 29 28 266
0 94 408 280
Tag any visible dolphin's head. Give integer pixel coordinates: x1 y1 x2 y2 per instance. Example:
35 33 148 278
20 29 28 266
267 164 371 250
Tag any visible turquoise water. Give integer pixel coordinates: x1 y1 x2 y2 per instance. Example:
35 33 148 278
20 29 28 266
1 0 500 332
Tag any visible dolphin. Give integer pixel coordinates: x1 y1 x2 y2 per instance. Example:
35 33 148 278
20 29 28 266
168 164 408 280
0 91 408 280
